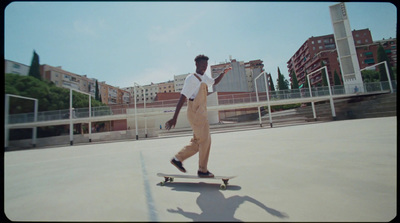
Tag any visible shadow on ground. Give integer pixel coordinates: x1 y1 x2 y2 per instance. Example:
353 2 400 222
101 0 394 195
158 182 288 221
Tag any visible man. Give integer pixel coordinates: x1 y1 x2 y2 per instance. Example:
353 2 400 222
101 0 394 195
165 54 231 178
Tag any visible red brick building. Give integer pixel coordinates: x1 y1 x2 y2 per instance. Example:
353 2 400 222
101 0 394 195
287 29 396 87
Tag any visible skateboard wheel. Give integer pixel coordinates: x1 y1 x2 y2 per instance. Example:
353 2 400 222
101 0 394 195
170 177 174 182
160 181 165 186
220 184 226 190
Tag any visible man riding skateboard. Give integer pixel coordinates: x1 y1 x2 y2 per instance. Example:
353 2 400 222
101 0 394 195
165 54 231 178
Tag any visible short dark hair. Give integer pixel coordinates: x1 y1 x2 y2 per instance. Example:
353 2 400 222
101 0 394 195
194 54 209 62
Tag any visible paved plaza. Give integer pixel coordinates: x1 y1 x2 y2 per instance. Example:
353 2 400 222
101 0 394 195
4 117 397 221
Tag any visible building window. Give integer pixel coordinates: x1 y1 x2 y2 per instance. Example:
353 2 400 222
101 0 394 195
364 58 375 64
365 52 373 57
325 44 335 49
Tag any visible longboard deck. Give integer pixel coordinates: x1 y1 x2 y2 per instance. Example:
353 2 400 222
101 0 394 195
157 173 236 190
157 173 235 179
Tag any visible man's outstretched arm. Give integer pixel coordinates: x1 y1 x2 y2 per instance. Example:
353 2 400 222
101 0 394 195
165 94 187 130
214 67 232 85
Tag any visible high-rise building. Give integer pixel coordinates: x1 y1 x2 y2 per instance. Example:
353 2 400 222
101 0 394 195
286 28 396 87
372 38 397 68
211 58 265 92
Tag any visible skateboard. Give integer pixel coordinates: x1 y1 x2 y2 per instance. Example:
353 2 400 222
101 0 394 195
157 173 236 190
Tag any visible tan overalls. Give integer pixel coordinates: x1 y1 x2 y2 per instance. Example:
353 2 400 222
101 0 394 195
175 77 211 173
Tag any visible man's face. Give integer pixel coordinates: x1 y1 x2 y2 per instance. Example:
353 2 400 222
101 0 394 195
196 60 208 75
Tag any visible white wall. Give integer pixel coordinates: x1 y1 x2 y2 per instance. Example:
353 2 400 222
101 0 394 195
127 92 220 134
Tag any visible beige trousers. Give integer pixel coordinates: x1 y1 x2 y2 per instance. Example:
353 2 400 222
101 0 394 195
175 83 211 172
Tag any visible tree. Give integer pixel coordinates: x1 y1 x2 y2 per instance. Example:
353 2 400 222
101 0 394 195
276 67 289 90
268 73 275 91
5 73 106 139
95 80 100 101
361 70 380 83
4 74 105 140
303 70 309 88
5 73 104 113
284 79 289 90
290 70 299 89
28 50 41 80
377 44 394 81
333 70 342 85
321 61 328 86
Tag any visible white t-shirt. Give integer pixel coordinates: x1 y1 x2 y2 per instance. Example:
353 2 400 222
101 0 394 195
180 73 215 99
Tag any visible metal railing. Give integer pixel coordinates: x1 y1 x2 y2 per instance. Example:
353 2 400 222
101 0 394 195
6 81 396 125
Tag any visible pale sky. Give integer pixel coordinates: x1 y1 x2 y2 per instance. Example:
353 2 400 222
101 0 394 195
4 1 397 88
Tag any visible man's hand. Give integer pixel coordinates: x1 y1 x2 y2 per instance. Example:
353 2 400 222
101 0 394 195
214 66 232 85
223 66 232 74
165 118 177 131
165 94 186 131
167 207 183 213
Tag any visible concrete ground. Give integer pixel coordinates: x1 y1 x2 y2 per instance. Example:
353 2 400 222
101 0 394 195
4 117 397 222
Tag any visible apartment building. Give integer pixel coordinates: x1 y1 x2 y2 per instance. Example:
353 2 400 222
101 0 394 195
40 64 131 105
370 37 397 67
174 73 190 92
122 86 135 104
5 60 30 76
98 81 130 105
158 80 175 93
124 81 174 104
40 64 88 91
211 58 265 92
245 59 266 92
129 83 159 103
82 75 96 99
287 29 397 87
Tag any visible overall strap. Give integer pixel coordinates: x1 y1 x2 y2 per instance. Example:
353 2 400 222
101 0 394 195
193 73 202 82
